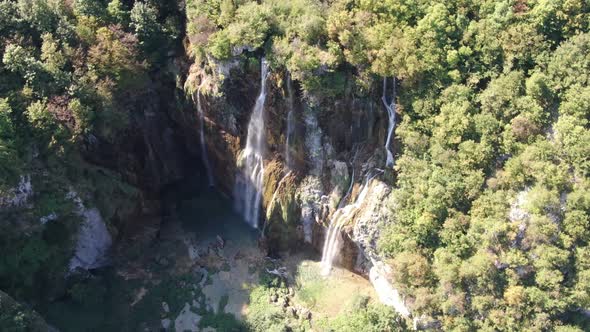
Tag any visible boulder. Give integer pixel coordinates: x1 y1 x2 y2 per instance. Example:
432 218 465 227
68 191 112 272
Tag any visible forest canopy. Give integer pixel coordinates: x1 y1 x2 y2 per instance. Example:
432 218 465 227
184 0 590 330
0 0 589 331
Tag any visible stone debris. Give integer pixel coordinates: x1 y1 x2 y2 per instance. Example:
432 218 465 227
40 212 58 225
216 235 225 248
184 239 200 261
265 266 288 278
174 303 201 332
130 287 148 307
156 255 170 267
299 307 312 320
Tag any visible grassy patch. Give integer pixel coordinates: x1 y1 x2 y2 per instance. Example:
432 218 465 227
199 311 246 332
199 294 245 332
294 264 326 309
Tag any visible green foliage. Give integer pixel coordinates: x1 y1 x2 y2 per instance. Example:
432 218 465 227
0 215 75 300
0 0 588 330
107 0 128 25
327 302 408 332
325 1 590 330
0 290 49 332
0 99 21 188
88 26 145 86
245 286 290 332
548 33 590 93
74 0 108 22
130 1 179 64
16 0 60 34
199 309 245 331
68 279 107 308
0 0 175 315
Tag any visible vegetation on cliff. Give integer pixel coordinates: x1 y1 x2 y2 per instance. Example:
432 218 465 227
186 0 590 329
0 0 589 331
0 0 181 310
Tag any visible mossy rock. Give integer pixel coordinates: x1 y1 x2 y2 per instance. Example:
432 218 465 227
262 159 283 211
328 160 350 209
265 169 302 252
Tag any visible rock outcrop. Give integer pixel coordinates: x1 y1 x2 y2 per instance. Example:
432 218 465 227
67 191 112 272
0 175 32 209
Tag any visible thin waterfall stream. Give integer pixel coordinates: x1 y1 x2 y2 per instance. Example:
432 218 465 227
320 169 383 276
285 74 295 170
234 59 270 228
381 77 397 168
196 83 214 187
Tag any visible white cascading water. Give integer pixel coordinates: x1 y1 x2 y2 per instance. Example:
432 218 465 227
196 83 215 187
285 74 295 170
370 259 411 317
234 58 269 228
381 77 397 168
320 170 381 276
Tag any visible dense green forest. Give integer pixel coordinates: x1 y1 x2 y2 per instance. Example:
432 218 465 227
0 0 180 299
187 0 590 329
1 0 590 331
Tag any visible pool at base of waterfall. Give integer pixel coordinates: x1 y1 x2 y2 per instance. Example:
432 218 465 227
40 183 377 332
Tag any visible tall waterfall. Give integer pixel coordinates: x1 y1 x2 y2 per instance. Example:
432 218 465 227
285 75 295 169
320 170 381 276
381 77 397 168
234 59 269 228
196 83 214 187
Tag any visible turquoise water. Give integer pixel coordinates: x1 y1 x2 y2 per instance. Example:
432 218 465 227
178 187 259 244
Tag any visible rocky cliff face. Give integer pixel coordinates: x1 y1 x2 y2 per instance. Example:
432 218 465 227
188 57 398 282
0 58 211 306
1 51 404 314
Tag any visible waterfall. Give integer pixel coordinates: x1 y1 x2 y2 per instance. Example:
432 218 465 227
320 170 381 276
285 74 295 169
370 259 411 317
320 169 355 276
196 83 215 187
234 58 269 228
381 77 397 168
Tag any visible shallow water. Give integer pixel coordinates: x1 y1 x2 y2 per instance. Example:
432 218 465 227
40 182 377 331
41 183 258 332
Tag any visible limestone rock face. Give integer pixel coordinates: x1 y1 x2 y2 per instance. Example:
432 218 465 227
297 176 324 244
328 160 350 210
174 303 201 332
352 180 392 273
0 175 33 209
68 191 113 272
369 260 410 317
186 56 411 316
